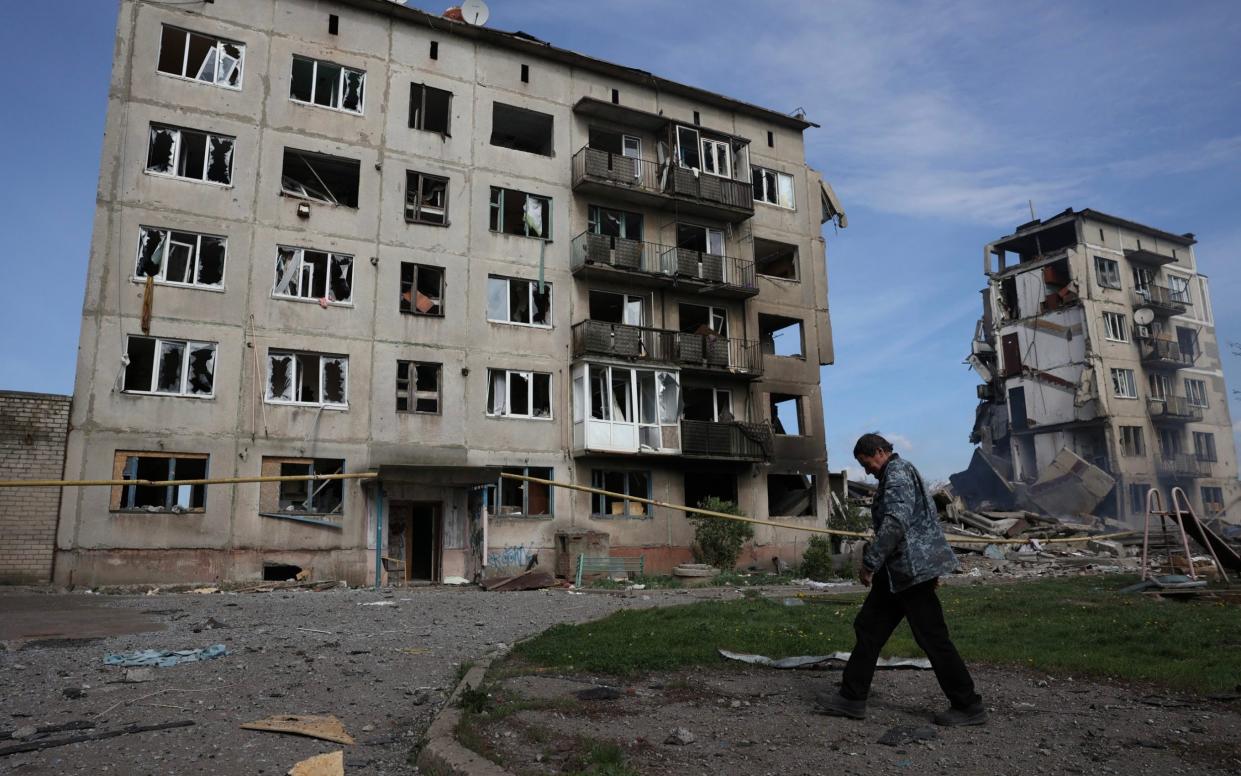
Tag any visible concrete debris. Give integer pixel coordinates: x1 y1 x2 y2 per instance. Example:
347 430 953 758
878 725 938 747
665 727 696 745
1026 449 1115 517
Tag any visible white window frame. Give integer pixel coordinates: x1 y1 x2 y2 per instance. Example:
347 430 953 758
1149 372 1170 401
486 276 552 328
1193 432 1217 463
123 335 217 399
157 25 245 89
1110 367 1137 399
1167 274 1191 304
1184 378 1208 408
1102 311 1128 342
133 226 227 290
265 351 349 409
486 369 553 420
272 247 353 305
290 55 365 114
753 165 795 209
1094 256 1121 289
488 187 552 239
1119 426 1144 457
146 124 235 186
700 137 732 179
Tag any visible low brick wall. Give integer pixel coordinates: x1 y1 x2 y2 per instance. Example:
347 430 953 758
0 391 71 583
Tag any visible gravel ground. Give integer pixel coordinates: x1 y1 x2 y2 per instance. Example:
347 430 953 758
0 584 716 775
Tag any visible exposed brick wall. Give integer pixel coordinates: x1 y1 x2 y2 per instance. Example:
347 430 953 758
0 391 71 583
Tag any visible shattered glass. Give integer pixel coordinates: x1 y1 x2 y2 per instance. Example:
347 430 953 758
267 354 293 401
342 70 364 112
147 127 175 174
135 228 165 277
329 256 352 302
177 130 206 179
206 136 233 184
165 238 194 284
314 62 342 108
322 358 347 405
187 345 215 395
273 247 300 297
155 340 186 394
197 236 226 286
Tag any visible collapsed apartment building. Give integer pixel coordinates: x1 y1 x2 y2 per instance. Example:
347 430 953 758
52 0 846 587
960 208 1240 526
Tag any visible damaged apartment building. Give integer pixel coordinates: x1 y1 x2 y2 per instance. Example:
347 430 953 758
54 0 845 586
964 208 1239 525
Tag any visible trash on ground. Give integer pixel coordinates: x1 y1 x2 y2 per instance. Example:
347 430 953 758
718 648 931 670
287 749 344 776
240 714 355 745
103 644 228 668
576 686 623 701
442 575 471 585
359 600 398 607
665 727 696 745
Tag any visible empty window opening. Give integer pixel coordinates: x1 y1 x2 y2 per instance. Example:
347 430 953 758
396 361 441 414
589 290 645 326
1176 326 1198 362
487 276 551 326
693 111 700 125
490 102 553 155
157 25 244 88
588 127 642 159
1120 426 1145 457
753 165 794 208
492 466 552 517
113 452 208 512
123 335 216 397
274 458 343 514
759 314 805 357
273 246 353 304
429 40 439 59
135 226 226 288
611 88 619 104
588 205 642 240
767 473 816 517
487 369 552 419
520 63 529 82
263 563 302 582
409 83 452 134
267 350 348 407
679 303 727 337
328 14 339 34
1158 428 1183 458
769 394 803 435
146 124 234 184
281 148 360 207
684 472 737 509
767 130 774 148
682 386 732 422
1128 483 1151 514
754 237 798 279
404 170 448 224
290 55 364 113
489 186 550 238
591 470 650 517
399 263 444 316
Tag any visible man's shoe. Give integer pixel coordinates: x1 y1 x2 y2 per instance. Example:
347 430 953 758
933 702 987 726
814 691 866 720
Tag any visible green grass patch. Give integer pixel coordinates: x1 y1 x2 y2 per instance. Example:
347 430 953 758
513 575 1241 693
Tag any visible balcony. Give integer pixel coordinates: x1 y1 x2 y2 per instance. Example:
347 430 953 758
680 420 772 462
571 320 763 379
1157 453 1211 479
1125 248 1177 267
570 232 757 299
1137 337 1195 369
571 146 754 223
1148 396 1204 424
1133 285 1190 317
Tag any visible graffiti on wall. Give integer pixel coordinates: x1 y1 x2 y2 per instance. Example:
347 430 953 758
487 544 532 573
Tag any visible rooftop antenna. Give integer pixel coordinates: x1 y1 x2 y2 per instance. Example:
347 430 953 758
1029 199 1044 258
460 0 490 25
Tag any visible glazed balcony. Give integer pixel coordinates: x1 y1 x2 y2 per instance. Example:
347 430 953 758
571 320 763 379
569 232 758 299
1148 396 1204 424
571 146 754 223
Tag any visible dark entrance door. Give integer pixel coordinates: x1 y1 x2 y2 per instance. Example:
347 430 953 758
408 502 442 582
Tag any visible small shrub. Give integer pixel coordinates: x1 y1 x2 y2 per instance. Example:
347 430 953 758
689 497 754 570
799 535 835 581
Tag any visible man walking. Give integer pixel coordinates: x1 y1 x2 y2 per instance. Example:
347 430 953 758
817 433 986 726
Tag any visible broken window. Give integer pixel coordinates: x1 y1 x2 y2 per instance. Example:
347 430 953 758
753 237 798 279
266 350 348 407
587 205 642 240
759 314 805 357
404 170 448 224
486 369 551 419
684 472 737 510
1201 486 1224 515
679 303 728 337
1128 483 1151 514
486 276 551 327
489 102 553 155
399 263 444 316
1110 368 1137 399
135 226 226 288
1193 432 1217 463
112 451 208 512
272 246 352 304
677 223 725 256
272 458 344 514
281 148 360 207
590 470 650 518
489 186 551 238
588 290 645 326
290 55 365 113
494 466 552 518
752 166 794 208
767 473 816 517
1102 311 1127 342
682 386 732 422
1119 426 1145 457
1094 256 1121 289
768 394 803 435
157 25 244 88
409 83 452 134
123 335 216 397
146 124 234 184
396 360 441 414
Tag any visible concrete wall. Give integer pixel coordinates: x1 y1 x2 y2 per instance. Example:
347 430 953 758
0 392 70 583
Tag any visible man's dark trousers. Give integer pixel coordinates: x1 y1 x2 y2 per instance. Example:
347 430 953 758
840 568 981 709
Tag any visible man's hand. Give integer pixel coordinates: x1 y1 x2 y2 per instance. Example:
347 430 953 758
859 566 873 587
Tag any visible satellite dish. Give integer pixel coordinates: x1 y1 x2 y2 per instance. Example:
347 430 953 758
460 0 489 25
1134 307 1156 326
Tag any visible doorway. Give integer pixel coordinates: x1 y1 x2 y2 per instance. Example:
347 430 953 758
389 501 442 583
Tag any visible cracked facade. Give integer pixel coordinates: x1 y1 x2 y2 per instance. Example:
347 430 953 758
967 208 1240 525
57 0 844 587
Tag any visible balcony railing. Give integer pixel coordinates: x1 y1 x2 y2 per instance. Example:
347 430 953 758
680 420 772 461
570 232 757 297
1134 285 1190 316
1137 337 1195 368
571 320 763 378
1157 453 1211 479
571 147 755 219
1148 396 1204 423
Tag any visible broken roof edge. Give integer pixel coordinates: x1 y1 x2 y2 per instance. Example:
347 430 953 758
994 207 1196 249
337 0 819 131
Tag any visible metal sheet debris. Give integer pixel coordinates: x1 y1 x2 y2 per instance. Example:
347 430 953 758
718 649 931 670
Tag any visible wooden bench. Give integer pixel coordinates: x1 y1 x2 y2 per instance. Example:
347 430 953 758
575 554 645 587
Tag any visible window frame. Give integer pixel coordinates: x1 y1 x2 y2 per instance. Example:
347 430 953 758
265 457 345 516
1119 426 1145 457
289 54 366 114
1201 486 1225 515
590 469 652 518
272 246 354 305
133 226 227 290
123 335 217 399
396 360 442 415
265 350 349 409
111 451 210 513
399 262 445 317
488 186 552 239
1193 432 1217 463
1102 311 1128 342
1094 256 1121 289
752 165 795 209
490 465 554 519
1110 367 1138 399
146 123 235 186
408 82 453 134
1128 482 1151 514
486 368 553 420
279 147 361 207
157 24 245 90
486 275 552 328
1184 378 1208 408
488 101 555 156
404 170 450 225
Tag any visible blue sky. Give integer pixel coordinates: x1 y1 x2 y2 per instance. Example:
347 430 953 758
2 1 1239 482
